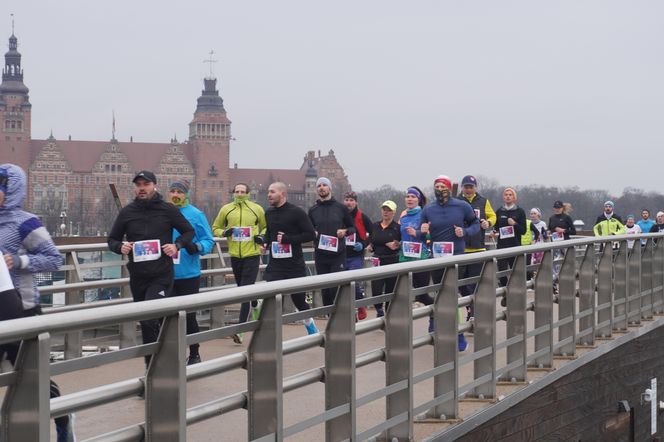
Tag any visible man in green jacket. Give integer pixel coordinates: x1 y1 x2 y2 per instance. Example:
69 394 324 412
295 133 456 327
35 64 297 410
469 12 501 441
212 183 267 344
593 200 625 237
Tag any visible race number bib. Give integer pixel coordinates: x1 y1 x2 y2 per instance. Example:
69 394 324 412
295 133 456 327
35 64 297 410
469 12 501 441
432 241 454 258
402 241 422 259
551 231 565 242
271 242 293 259
499 226 515 239
318 234 339 252
133 240 161 262
232 227 252 242
0 252 14 292
345 233 357 246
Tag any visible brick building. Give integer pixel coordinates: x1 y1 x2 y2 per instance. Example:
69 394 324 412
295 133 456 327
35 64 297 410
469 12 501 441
0 32 351 234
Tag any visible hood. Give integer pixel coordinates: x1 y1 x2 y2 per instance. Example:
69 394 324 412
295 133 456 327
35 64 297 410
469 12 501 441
0 163 26 211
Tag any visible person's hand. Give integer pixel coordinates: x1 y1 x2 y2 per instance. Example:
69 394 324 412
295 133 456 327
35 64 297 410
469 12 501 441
454 225 464 238
4 254 13 269
353 242 363 252
421 223 430 234
276 231 285 243
489 231 498 238
184 242 199 255
366 244 374 253
555 227 565 233
222 228 236 237
260 244 268 255
162 243 179 257
387 240 400 251
336 229 347 238
406 227 416 236
507 218 516 226
480 219 490 230
254 235 266 245
121 242 133 255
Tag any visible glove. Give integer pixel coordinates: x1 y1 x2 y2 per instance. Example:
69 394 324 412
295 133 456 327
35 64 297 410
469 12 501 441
353 242 363 252
184 242 199 255
254 234 266 245
222 228 236 237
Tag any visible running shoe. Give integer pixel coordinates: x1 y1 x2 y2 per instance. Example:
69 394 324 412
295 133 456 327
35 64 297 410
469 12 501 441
232 333 244 344
304 321 319 335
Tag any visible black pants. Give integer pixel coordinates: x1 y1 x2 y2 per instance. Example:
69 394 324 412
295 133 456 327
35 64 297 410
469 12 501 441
264 269 311 312
371 256 398 309
231 256 261 323
129 273 173 362
498 256 516 287
314 253 346 306
413 270 433 305
172 276 201 356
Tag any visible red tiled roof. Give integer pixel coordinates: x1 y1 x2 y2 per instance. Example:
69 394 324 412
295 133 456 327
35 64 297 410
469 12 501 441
30 139 192 173
229 168 306 191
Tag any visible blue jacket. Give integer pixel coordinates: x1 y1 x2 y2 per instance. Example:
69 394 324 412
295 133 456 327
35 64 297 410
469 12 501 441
637 219 655 237
172 204 215 280
421 198 480 256
399 207 429 262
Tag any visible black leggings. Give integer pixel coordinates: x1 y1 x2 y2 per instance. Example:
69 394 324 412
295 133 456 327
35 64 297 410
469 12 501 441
231 256 261 323
264 270 311 312
172 276 202 356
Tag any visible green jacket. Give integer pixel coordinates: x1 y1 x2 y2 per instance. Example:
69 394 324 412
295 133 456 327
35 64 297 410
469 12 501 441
593 215 625 237
212 199 267 258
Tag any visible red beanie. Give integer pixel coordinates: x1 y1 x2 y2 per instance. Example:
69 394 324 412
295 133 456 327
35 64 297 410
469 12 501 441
434 175 452 190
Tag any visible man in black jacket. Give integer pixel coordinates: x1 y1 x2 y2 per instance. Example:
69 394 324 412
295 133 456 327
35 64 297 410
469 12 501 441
107 170 195 358
308 177 355 306
264 181 319 334
491 187 527 298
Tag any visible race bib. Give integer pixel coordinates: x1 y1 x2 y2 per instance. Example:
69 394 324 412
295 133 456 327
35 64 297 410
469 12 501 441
232 227 252 242
372 257 380 267
0 252 14 292
345 233 356 246
432 241 454 258
172 250 180 265
318 234 339 252
133 240 161 262
499 226 515 239
271 242 293 259
402 241 422 259
551 231 565 242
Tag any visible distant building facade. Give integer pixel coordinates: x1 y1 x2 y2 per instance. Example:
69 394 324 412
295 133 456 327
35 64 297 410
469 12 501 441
0 32 351 234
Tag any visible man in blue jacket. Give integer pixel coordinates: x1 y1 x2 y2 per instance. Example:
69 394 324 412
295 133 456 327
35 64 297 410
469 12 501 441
168 179 215 365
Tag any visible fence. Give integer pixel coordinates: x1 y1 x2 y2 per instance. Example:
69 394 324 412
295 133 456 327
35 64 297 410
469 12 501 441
0 233 662 441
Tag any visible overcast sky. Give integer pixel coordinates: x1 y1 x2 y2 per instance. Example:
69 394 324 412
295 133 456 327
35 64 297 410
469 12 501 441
2 1 662 195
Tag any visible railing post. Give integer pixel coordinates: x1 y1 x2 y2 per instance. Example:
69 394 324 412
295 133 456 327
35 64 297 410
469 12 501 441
384 273 413 441
325 282 356 441
1 333 51 442
653 239 664 314
473 258 496 398
641 238 653 319
64 251 83 359
628 241 642 325
557 246 577 356
595 243 613 338
119 259 137 348
533 250 553 368
429 264 459 419
577 244 595 346
144 311 187 441
613 242 628 331
248 294 283 440
504 255 527 381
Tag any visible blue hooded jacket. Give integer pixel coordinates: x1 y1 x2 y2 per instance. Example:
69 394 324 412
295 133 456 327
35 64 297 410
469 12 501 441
172 204 215 280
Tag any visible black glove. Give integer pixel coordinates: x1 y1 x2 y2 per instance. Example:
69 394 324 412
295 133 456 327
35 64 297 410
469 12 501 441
222 228 235 237
254 234 266 245
185 242 199 255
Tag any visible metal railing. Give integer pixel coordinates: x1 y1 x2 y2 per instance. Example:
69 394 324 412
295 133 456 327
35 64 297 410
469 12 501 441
0 233 662 441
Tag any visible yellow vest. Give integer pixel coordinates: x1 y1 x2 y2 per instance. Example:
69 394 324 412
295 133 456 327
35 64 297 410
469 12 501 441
521 219 533 245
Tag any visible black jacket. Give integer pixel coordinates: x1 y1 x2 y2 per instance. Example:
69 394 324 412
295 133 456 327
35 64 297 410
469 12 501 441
370 220 401 261
548 214 576 240
265 201 316 273
308 198 355 259
494 205 527 249
107 192 195 277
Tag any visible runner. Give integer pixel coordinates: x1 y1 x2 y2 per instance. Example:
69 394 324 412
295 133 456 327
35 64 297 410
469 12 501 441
343 191 373 320
0 164 75 442
637 209 655 246
368 200 400 318
593 200 625 237
547 201 576 294
308 177 355 306
168 179 215 363
421 175 479 351
623 214 641 250
212 183 267 344
528 208 548 269
264 182 319 335
107 170 194 365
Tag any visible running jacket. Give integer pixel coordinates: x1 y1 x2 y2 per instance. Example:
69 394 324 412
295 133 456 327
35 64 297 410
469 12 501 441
593 214 625 237
420 198 480 255
457 192 496 252
173 204 215 280
308 198 355 260
493 205 527 249
108 192 195 277
212 198 267 259
265 201 316 274
0 164 62 310
547 213 576 240
399 207 428 262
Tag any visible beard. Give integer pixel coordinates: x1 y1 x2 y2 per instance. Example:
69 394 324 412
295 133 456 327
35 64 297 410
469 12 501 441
434 188 449 204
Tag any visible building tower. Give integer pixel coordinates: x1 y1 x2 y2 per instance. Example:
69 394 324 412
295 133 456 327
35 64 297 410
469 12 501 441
188 72 231 218
304 161 317 208
0 29 31 173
